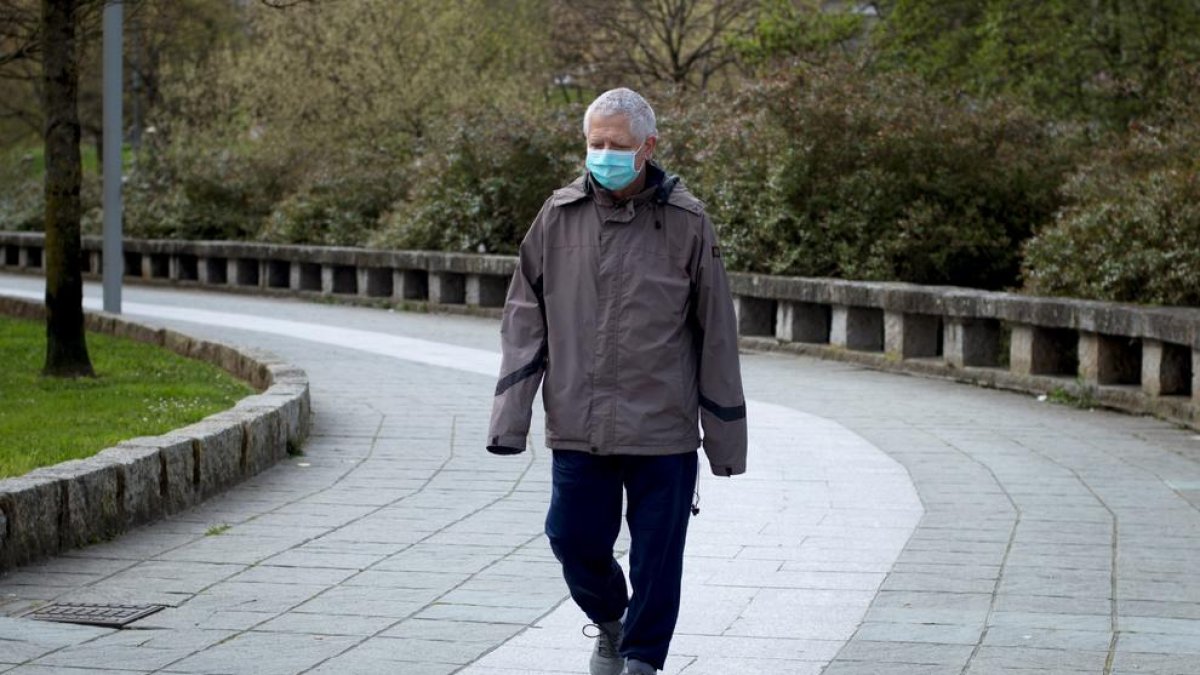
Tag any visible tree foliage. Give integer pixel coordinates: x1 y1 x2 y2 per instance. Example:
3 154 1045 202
877 0 1200 126
732 0 866 67
120 0 554 244
3 0 1200 306
218 0 550 149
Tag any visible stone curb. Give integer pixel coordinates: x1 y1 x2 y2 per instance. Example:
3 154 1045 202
0 295 312 572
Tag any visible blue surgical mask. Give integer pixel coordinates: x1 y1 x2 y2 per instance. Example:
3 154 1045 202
586 143 644 191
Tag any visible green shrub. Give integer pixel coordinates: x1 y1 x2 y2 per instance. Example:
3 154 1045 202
2 146 101 235
663 62 1074 289
1022 67 1200 307
259 159 406 247
123 138 293 241
370 106 581 254
1023 169 1200 306
0 151 46 232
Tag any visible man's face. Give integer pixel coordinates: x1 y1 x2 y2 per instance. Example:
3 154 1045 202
586 113 656 168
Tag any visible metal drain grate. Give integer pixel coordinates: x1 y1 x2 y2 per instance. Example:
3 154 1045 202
25 602 165 628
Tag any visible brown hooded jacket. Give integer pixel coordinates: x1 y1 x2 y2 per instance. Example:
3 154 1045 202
486 165 747 476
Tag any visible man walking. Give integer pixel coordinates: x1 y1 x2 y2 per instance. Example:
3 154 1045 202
487 88 747 675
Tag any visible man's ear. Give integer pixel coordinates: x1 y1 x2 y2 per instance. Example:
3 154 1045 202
645 136 657 159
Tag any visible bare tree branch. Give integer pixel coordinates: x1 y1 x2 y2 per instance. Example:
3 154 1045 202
553 0 756 90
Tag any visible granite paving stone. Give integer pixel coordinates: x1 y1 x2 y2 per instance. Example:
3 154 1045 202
853 621 984 644
966 645 1112 671
0 617 112 663
822 664 963 675
980 625 1116 651
308 651 461 675
30 627 236 671
1110 650 1200 674
380 618 526 643
833 640 976 666
133 606 277 631
162 631 360 674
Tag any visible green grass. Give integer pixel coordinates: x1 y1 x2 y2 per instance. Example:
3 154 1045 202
1047 379 1099 410
205 523 233 536
0 315 255 478
2 141 135 181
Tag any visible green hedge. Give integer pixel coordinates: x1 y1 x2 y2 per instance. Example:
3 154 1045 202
1022 93 1200 307
664 65 1073 289
1023 169 1200 306
368 106 581 255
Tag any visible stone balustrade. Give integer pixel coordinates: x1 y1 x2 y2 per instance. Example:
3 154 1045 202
3 230 1197 429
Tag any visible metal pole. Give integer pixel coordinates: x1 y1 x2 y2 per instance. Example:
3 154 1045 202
102 1 123 314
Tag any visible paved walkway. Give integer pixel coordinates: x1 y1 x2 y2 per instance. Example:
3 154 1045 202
1 273 1199 674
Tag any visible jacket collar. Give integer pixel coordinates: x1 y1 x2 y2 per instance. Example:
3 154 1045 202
550 162 704 215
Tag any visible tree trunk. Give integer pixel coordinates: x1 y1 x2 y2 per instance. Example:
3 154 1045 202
41 0 94 378
92 129 102 175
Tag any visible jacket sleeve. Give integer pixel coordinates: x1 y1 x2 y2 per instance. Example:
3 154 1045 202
486 204 548 455
690 214 748 476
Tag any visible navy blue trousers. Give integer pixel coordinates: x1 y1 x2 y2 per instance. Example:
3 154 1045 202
545 449 698 671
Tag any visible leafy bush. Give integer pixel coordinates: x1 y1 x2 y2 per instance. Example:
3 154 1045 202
370 106 581 254
2 148 100 234
0 151 46 232
1022 74 1200 306
663 62 1074 289
1022 169 1200 306
123 137 293 241
122 110 404 244
259 158 406 247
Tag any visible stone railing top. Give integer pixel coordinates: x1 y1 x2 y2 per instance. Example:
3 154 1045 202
3 231 1198 349
726 273 1200 350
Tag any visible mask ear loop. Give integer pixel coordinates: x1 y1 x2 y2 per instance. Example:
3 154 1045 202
633 139 650 173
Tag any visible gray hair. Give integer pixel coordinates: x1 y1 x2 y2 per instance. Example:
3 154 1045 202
583 88 657 142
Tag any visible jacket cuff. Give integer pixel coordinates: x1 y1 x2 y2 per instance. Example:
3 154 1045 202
487 434 527 456
708 463 745 477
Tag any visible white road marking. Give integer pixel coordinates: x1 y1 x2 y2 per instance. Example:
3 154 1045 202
0 287 501 376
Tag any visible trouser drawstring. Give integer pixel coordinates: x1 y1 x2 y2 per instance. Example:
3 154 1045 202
690 470 700 516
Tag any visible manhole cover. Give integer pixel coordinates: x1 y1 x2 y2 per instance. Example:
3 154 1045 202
25 602 164 628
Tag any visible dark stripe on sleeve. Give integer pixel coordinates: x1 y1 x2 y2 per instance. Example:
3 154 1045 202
699 392 746 422
495 273 548 397
495 344 547 396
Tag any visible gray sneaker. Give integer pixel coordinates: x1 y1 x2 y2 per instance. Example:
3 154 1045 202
623 658 657 674
624 658 652 672
585 620 624 675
